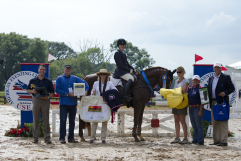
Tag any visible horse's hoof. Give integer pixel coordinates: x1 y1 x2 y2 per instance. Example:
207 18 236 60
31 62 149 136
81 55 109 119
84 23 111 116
141 139 145 141
135 139 140 142
80 137 86 142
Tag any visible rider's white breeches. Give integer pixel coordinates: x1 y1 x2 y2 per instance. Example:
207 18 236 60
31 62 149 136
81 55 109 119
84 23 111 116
120 73 134 81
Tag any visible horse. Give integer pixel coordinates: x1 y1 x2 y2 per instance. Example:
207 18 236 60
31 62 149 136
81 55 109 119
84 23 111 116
79 67 176 142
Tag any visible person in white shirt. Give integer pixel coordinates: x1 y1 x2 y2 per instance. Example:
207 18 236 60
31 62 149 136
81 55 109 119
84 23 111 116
89 69 117 144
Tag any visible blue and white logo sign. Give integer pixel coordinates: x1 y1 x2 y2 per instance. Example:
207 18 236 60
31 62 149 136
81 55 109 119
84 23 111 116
5 71 38 111
200 72 237 111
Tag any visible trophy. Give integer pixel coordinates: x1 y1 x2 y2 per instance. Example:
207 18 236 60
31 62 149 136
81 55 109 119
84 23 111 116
31 84 49 97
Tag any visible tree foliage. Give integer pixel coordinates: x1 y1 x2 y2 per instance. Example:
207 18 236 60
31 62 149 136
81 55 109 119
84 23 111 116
110 39 156 70
50 47 115 79
0 32 48 90
46 41 77 60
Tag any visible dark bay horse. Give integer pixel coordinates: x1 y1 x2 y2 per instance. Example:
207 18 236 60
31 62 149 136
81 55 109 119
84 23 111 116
80 67 175 142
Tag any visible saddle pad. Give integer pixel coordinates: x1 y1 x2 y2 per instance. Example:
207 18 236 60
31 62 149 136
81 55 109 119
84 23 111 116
110 76 123 87
79 96 111 123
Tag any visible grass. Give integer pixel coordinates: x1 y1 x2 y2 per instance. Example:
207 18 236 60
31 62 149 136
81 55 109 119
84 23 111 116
0 91 8 104
0 91 5 96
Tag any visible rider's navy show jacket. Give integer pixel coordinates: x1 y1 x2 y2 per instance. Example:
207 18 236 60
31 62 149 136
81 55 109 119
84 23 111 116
114 49 134 77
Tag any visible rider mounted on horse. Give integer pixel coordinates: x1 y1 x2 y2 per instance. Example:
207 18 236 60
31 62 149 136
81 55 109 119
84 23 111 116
114 38 137 100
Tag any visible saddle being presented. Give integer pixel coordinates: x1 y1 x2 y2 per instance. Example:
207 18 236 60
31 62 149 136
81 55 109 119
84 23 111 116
79 96 111 123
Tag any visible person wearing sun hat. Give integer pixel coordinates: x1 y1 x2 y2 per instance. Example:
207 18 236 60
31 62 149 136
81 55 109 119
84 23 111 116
188 75 204 145
208 62 235 146
89 69 118 144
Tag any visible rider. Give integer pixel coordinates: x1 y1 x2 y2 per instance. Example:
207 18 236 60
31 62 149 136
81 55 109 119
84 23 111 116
114 38 137 100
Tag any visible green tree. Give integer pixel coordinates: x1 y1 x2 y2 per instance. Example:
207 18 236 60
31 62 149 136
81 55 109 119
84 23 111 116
110 40 156 70
46 41 77 60
0 32 48 90
49 47 116 79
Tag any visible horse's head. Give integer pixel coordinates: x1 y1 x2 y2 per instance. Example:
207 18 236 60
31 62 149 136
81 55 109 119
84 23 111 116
142 67 175 89
164 69 176 89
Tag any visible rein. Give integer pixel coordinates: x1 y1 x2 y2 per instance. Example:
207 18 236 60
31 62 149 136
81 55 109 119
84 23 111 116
141 70 154 96
141 70 169 96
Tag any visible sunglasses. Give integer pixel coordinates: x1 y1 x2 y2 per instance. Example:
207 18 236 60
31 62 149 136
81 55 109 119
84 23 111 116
100 74 106 75
177 72 182 74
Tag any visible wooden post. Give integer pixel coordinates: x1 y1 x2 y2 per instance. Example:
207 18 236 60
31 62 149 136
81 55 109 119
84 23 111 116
117 113 125 136
152 113 158 136
52 110 56 137
4 96 7 104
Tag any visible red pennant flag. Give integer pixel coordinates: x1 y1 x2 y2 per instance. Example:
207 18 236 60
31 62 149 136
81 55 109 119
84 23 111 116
222 65 228 71
195 54 203 62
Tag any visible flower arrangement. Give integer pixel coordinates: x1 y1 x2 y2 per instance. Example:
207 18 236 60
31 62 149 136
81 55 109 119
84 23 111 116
4 119 46 137
228 130 235 137
189 121 235 137
9 127 29 137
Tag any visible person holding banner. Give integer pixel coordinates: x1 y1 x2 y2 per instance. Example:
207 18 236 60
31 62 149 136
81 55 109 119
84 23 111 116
187 75 204 145
208 62 235 146
56 64 89 144
89 69 118 144
170 66 190 144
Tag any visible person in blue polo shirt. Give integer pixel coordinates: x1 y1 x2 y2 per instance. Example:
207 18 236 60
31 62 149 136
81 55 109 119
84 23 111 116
56 64 89 144
188 75 204 145
27 64 54 144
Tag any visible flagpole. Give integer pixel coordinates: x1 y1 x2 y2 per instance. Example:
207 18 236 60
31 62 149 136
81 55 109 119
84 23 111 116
47 53 49 63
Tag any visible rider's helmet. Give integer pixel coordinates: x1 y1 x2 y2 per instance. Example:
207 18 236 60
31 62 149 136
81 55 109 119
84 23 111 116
117 39 126 47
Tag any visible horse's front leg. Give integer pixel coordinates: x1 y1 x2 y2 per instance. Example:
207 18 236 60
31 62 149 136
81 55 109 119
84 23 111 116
137 105 145 141
133 104 141 142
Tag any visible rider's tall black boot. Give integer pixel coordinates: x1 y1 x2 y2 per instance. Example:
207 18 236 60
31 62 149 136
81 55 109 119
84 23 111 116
122 79 133 100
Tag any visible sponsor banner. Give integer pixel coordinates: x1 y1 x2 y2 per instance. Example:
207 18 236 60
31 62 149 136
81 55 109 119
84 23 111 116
5 71 38 111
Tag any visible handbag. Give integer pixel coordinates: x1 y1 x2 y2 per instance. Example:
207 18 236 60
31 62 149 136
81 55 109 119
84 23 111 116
212 96 230 121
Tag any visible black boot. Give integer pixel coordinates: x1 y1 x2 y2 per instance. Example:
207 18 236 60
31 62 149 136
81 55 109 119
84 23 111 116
122 79 133 100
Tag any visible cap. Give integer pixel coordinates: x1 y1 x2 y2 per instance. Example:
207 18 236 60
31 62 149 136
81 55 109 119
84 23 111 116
192 75 200 80
213 62 222 67
64 64 72 68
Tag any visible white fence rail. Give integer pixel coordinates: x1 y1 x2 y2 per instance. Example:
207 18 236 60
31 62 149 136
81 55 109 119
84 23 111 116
52 110 189 137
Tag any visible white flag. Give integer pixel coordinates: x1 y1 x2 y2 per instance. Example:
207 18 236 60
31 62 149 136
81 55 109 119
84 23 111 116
48 54 57 61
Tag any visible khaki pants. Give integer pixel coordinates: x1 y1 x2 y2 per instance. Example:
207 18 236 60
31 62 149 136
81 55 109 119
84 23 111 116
211 100 228 143
120 73 134 81
90 122 108 141
32 97 51 141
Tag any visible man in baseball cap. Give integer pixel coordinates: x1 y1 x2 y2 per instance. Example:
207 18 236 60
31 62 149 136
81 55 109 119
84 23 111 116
64 64 72 68
207 62 235 146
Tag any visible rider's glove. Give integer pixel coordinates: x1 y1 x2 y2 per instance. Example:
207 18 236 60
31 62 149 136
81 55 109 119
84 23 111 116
130 69 133 73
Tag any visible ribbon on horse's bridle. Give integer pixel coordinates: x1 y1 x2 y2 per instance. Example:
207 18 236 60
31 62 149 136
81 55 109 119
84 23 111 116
141 70 169 96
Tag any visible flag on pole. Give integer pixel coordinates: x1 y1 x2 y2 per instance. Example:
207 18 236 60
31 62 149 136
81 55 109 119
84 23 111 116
47 53 57 62
222 65 228 71
195 54 203 62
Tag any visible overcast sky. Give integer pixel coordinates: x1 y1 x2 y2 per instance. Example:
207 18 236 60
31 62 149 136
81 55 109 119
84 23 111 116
1 0 240 77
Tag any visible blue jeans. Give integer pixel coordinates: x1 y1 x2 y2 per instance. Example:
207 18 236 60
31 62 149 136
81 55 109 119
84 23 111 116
189 106 204 144
59 105 77 141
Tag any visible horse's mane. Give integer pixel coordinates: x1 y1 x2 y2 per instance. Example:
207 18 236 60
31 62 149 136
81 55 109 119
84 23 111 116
144 66 168 72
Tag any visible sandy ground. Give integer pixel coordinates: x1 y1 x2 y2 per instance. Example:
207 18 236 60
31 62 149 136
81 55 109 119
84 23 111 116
1 105 241 161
